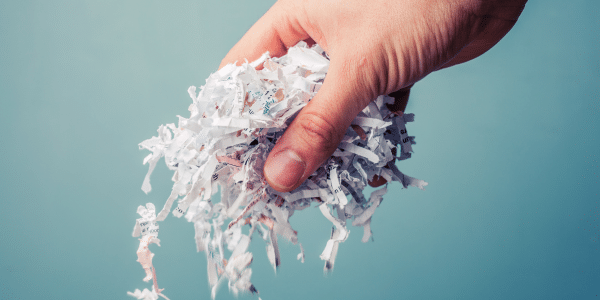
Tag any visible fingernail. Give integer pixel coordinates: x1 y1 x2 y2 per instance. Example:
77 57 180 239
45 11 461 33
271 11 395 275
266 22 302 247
264 150 306 190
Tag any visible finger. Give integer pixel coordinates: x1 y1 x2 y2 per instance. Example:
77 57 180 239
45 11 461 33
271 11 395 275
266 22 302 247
263 60 370 192
368 175 388 188
386 84 413 116
218 2 310 69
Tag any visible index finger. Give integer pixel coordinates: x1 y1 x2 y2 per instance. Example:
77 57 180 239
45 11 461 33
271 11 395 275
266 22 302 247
218 2 310 69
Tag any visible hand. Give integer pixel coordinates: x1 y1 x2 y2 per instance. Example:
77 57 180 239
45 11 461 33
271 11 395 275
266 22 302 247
219 0 527 192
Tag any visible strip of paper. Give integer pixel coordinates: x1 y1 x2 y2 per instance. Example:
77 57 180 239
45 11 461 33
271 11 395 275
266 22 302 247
339 142 380 163
328 165 349 207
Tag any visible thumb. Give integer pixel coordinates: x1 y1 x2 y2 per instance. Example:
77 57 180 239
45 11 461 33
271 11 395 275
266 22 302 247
263 61 370 192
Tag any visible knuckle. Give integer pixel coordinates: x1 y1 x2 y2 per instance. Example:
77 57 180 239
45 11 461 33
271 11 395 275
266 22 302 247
295 112 339 154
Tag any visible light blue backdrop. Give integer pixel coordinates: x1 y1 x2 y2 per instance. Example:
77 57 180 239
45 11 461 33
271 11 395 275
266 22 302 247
0 1 598 299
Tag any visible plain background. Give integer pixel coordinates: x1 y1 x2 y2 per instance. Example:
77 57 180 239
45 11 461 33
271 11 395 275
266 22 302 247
0 1 598 299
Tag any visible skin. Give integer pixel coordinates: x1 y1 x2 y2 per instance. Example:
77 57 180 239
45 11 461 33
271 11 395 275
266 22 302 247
218 0 528 192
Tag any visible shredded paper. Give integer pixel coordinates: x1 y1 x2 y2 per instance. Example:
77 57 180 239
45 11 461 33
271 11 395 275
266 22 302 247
129 42 427 299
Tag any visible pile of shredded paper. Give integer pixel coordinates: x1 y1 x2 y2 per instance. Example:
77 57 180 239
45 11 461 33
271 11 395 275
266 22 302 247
129 42 427 300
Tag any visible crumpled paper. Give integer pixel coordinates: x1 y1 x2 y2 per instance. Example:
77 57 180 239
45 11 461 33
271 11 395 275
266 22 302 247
129 41 427 299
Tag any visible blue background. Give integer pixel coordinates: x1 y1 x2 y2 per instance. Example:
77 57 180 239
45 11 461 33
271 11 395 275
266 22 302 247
0 1 598 299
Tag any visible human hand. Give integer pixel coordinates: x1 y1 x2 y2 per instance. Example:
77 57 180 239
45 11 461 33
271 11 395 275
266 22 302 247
219 0 527 192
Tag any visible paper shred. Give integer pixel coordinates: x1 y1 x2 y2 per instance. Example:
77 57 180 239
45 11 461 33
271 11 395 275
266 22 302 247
131 41 426 298
130 204 169 300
